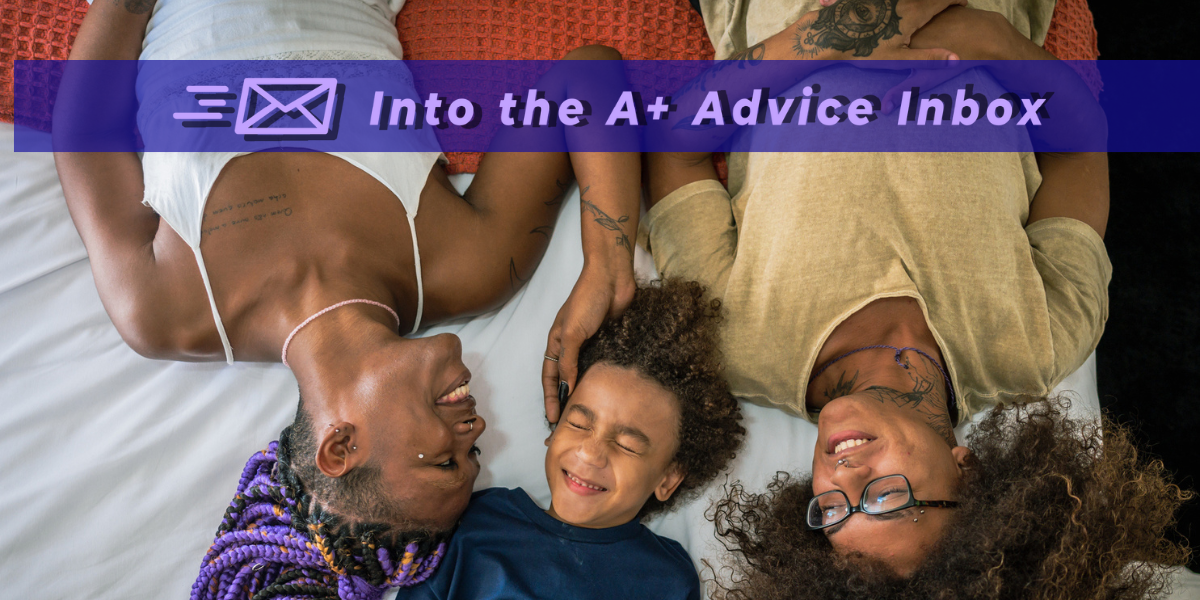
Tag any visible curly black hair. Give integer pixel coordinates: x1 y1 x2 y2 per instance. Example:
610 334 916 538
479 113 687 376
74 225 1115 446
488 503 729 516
558 277 746 519
709 396 1193 600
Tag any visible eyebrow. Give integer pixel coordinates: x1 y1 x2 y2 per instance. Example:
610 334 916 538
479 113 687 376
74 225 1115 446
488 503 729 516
566 404 594 420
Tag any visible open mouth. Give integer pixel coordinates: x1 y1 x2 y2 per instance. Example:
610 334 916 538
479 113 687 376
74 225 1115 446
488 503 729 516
827 430 876 455
436 381 471 405
563 470 607 494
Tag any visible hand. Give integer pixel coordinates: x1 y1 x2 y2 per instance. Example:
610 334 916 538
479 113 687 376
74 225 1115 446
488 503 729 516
541 264 635 423
791 0 967 62
879 6 1048 112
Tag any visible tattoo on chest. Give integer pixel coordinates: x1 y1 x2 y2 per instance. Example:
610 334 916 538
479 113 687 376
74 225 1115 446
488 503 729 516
201 192 292 237
793 0 902 58
579 186 632 256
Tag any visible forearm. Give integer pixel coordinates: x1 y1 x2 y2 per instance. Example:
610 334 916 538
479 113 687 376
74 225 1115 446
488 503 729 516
54 0 157 253
1029 152 1108 239
573 153 640 292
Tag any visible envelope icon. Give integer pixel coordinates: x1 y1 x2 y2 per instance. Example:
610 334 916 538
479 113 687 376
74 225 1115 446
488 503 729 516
234 78 338 135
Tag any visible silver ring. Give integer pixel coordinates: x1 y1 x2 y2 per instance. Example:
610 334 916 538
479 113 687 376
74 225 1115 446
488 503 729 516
836 458 848 468
544 355 559 362
468 420 474 431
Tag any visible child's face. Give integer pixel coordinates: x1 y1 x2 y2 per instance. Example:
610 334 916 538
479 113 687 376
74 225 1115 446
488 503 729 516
544 363 685 529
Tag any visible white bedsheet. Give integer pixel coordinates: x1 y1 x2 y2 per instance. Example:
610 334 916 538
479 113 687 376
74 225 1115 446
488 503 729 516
3 123 1195 600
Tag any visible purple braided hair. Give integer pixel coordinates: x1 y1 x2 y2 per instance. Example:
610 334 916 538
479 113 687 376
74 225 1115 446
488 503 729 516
192 442 446 600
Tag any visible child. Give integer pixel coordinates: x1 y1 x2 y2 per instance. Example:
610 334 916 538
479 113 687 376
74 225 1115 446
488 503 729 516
396 278 745 600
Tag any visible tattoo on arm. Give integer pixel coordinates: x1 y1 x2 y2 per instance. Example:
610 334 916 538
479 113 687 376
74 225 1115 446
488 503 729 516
793 0 901 58
118 0 155 14
579 185 632 256
530 225 553 240
509 257 528 293
544 178 570 206
676 43 766 95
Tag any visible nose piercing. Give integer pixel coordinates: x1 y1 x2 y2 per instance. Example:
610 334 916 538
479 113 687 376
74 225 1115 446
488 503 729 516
469 421 474 431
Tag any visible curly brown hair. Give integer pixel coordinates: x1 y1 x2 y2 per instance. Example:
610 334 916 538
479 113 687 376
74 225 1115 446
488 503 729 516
558 277 745 519
711 396 1193 600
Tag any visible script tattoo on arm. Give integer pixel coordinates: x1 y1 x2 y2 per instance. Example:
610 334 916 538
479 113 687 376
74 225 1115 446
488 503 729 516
793 0 902 58
676 43 767 96
579 185 632 256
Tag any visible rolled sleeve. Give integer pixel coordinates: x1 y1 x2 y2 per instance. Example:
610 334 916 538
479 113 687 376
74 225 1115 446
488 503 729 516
1027 216 1112 384
643 179 738 297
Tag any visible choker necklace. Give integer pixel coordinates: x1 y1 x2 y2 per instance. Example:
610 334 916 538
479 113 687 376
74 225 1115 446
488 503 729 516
281 299 400 367
812 344 957 422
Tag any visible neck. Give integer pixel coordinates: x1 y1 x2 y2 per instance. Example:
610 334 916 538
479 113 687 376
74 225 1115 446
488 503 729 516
810 347 956 447
286 303 399 417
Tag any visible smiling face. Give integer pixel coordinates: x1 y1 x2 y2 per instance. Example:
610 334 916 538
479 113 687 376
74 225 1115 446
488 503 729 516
544 363 685 529
810 392 970 575
350 333 487 530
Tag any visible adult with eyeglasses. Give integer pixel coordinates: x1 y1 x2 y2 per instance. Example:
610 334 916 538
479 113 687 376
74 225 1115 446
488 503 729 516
642 0 1193 596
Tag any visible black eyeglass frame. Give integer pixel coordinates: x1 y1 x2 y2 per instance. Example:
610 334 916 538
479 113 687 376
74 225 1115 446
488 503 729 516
805 473 960 531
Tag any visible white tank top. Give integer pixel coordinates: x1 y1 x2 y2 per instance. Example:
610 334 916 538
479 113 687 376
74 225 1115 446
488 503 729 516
138 0 441 363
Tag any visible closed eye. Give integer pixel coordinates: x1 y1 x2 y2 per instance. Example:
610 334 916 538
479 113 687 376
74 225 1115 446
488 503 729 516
567 420 589 431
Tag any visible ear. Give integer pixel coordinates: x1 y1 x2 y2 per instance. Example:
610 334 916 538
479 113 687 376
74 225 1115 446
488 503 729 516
951 446 973 475
315 422 366 478
652 462 687 503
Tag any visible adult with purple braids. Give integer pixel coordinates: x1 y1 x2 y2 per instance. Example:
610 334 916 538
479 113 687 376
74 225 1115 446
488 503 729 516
54 0 640 597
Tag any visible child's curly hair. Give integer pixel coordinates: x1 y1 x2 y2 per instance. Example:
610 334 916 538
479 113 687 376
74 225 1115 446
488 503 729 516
709 396 1193 600
559 277 746 519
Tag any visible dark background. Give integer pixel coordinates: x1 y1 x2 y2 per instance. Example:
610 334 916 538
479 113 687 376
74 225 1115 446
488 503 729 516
1090 1 1200 571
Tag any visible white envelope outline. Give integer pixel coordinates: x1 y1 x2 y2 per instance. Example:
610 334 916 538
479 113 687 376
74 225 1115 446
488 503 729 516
234 78 337 135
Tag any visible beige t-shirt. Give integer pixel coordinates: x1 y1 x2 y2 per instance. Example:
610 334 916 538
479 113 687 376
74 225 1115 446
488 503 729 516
644 0 1105 422
645 152 1110 421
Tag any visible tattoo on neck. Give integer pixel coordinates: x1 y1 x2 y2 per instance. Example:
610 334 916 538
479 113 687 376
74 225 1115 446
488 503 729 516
823 370 859 403
793 0 901 58
579 186 632 256
825 354 955 444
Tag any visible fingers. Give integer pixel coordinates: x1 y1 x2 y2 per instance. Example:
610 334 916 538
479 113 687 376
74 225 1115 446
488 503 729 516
556 325 585 406
880 53 962 113
542 347 562 424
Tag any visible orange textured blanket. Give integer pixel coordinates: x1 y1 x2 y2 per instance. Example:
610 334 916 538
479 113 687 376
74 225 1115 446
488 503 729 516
2 0 1101 176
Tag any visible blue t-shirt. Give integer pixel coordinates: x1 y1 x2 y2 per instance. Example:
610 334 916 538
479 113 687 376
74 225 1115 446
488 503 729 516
395 487 700 600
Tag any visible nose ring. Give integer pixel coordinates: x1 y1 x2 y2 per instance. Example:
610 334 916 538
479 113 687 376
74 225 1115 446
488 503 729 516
468 420 475 432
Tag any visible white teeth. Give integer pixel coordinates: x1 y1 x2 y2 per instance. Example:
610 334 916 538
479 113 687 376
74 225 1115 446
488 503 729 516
833 438 871 454
440 383 470 402
567 472 604 491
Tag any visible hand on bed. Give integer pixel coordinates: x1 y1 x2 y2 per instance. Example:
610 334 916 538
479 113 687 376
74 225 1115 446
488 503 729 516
542 264 635 424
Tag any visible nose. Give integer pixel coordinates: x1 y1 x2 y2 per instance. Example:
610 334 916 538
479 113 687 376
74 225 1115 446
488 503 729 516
433 332 463 359
828 460 873 495
575 436 607 468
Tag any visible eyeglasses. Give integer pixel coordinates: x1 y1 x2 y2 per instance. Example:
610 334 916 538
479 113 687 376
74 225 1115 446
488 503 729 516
805 474 959 530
